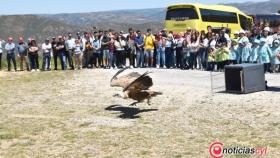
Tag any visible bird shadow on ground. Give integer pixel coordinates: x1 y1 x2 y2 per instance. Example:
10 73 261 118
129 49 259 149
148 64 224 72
105 105 158 119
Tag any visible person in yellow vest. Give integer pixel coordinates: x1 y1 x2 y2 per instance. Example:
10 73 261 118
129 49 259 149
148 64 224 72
207 47 216 71
215 42 229 71
144 29 155 67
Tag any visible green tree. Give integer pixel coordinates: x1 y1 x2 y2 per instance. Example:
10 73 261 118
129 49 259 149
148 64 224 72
278 10 280 14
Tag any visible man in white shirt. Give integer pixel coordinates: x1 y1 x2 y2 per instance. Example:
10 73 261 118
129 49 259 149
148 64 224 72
0 38 5 70
42 38 52 71
5 37 17 71
66 33 75 70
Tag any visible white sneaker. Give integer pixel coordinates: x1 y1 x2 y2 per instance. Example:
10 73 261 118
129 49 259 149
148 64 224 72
163 65 167 69
36 69 40 71
130 66 134 69
156 65 160 69
31 69 35 72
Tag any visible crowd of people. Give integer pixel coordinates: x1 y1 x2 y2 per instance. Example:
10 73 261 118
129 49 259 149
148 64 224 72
0 25 280 73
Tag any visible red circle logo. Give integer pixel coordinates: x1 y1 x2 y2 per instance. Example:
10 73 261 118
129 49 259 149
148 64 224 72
209 141 224 158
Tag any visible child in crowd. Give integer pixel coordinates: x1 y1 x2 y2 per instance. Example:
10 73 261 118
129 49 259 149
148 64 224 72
238 30 251 63
257 38 272 73
228 39 238 65
249 39 260 63
270 40 280 73
207 47 216 71
215 42 229 71
181 40 190 69
74 39 83 70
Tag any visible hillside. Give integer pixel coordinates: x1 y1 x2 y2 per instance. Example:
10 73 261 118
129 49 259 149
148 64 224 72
0 0 279 42
38 0 278 32
0 15 87 42
40 8 165 32
225 0 280 14
40 8 165 26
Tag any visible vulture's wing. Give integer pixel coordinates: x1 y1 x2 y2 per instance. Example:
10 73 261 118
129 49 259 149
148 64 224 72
123 72 153 92
110 68 129 82
110 68 143 88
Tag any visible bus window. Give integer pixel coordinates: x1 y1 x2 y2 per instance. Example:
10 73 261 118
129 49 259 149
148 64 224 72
239 14 251 30
200 9 238 23
166 8 199 21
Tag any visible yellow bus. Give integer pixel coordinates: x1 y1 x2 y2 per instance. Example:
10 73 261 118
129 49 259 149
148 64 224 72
165 3 253 35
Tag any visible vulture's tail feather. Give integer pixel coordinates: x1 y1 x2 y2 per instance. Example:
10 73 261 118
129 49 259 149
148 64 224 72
150 91 162 97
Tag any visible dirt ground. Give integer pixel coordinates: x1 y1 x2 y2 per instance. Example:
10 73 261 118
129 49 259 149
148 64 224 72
0 69 279 158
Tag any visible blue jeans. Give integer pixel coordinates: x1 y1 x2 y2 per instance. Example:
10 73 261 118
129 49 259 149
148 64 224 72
42 52 51 70
176 47 183 68
144 49 154 67
157 47 166 66
59 51 66 70
110 52 116 68
189 52 196 69
136 49 144 67
198 48 207 69
116 50 125 68
28 53 39 70
7 53 17 71
181 52 190 69
165 47 173 68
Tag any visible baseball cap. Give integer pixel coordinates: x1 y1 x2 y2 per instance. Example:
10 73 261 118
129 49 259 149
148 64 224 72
239 30 245 34
263 27 271 32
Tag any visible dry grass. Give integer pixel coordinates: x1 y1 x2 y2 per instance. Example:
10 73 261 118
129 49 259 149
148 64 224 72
0 69 280 158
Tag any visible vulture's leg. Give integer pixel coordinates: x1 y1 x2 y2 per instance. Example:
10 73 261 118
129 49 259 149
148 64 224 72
147 99 151 105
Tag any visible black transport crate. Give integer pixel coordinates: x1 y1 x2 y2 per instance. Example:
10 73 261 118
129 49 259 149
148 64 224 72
224 64 266 94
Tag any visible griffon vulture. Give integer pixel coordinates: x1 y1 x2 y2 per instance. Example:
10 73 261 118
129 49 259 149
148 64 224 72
110 68 161 105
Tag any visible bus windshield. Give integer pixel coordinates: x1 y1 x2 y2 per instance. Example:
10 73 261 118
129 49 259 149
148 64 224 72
166 8 199 21
239 14 252 30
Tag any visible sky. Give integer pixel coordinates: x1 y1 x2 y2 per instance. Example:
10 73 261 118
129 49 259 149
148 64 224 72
0 0 267 15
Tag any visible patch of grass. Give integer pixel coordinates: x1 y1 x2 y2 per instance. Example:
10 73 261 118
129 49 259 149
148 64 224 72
174 154 183 158
63 132 78 142
85 131 99 139
0 130 19 140
31 126 46 135
269 140 280 148
139 150 150 156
